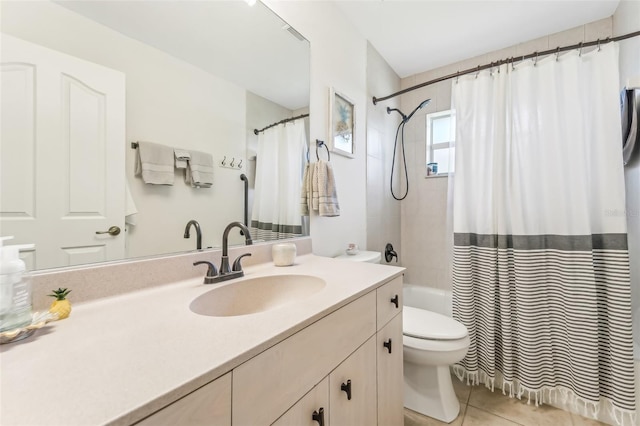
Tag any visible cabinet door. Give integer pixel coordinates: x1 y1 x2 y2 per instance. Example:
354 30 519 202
376 277 402 330
136 372 231 426
272 377 329 426
329 336 376 426
377 314 403 426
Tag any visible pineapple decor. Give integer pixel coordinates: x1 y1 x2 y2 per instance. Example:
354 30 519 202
48 288 72 320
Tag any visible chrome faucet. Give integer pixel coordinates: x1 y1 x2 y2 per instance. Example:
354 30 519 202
184 220 202 250
192 221 253 284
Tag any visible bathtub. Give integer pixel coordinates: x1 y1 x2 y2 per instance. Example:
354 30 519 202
402 284 452 318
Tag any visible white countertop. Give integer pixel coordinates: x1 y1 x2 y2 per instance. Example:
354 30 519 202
0 255 403 426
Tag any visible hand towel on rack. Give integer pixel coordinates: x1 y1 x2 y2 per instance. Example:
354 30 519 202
174 149 191 169
300 163 311 216
134 141 175 185
185 150 214 188
311 161 320 212
317 160 340 217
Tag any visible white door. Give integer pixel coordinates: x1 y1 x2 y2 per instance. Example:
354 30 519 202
1 35 125 270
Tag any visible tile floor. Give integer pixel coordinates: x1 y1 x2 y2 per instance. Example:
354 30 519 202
404 375 607 426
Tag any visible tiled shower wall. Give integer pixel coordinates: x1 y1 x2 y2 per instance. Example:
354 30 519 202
398 17 615 290
366 43 403 263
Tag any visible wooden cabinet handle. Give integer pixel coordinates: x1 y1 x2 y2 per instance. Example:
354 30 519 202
341 379 352 400
383 338 392 354
312 407 325 426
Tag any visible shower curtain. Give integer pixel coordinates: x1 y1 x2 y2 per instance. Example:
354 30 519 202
251 119 306 241
451 43 635 423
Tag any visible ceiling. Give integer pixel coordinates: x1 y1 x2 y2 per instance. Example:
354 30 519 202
334 0 620 78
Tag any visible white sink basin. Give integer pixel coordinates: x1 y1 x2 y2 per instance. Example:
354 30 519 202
190 274 326 317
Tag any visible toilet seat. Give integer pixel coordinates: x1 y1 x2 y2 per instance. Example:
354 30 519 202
403 306 468 340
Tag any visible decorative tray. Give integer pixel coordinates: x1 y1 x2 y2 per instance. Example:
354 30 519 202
0 312 58 344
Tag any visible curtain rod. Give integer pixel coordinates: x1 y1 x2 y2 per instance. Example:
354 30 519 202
372 30 640 105
254 113 309 135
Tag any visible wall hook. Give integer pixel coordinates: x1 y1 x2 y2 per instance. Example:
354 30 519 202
221 156 227 166
238 160 243 169
230 157 235 167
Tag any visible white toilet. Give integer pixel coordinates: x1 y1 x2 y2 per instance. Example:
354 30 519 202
333 250 382 264
403 305 470 422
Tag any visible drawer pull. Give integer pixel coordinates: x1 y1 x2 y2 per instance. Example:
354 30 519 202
383 338 392 354
312 407 325 426
390 294 399 308
341 379 352 400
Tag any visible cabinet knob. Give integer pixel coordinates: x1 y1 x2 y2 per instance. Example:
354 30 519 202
341 379 352 400
390 294 399 308
312 407 325 426
383 338 392 354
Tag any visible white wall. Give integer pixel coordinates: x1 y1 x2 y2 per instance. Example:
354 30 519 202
366 43 402 264
265 1 369 257
1 1 266 258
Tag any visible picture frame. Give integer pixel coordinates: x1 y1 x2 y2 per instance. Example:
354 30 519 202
329 87 355 158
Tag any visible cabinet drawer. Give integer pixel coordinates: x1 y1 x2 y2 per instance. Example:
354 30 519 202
376 276 402 329
377 314 404 426
272 377 329 426
136 372 231 426
329 336 376 426
233 291 376 426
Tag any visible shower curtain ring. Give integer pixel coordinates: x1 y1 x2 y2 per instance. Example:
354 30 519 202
456 71 459 84
534 52 539 66
222 156 227 166
230 157 235 167
511 57 515 71
475 65 480 79
555 47 560 61
238 160 243 169
597 39 601 51
578 42 583 56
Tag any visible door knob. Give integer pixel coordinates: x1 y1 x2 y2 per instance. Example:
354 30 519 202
95 226 121 236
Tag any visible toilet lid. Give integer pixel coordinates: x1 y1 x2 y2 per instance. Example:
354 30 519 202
403 306 468 340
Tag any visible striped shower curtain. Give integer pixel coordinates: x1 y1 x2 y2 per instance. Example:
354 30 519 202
251 119 306 241
451 43 635 424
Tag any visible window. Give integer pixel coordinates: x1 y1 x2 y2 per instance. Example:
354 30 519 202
426 109 455 175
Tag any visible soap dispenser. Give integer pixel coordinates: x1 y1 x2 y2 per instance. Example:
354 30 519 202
0 237 33 333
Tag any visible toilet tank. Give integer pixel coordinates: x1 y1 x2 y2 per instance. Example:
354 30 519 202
333 250 381 264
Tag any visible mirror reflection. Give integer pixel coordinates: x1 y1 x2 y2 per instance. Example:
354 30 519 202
0 0 310 271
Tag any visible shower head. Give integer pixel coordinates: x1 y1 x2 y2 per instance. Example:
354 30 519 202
386 99 431 124
404 99 431 123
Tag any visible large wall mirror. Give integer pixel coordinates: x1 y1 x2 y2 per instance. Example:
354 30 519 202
0 0 310 272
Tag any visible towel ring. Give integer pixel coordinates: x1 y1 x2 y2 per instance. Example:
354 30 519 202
316 139 330 161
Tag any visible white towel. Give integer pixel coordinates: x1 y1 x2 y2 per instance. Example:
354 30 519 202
134 141 175 185
174 149 191 169
300 163 311 216
311 162 319 212
185 150 214 188
317 160 340 217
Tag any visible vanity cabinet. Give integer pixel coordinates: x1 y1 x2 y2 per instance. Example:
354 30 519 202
136 372 231 426
138 276 403 426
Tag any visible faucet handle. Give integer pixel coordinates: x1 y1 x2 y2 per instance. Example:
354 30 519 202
193 261 218 283
232 253 252 272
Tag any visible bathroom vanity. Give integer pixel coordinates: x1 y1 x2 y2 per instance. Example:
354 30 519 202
0 251 404 426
